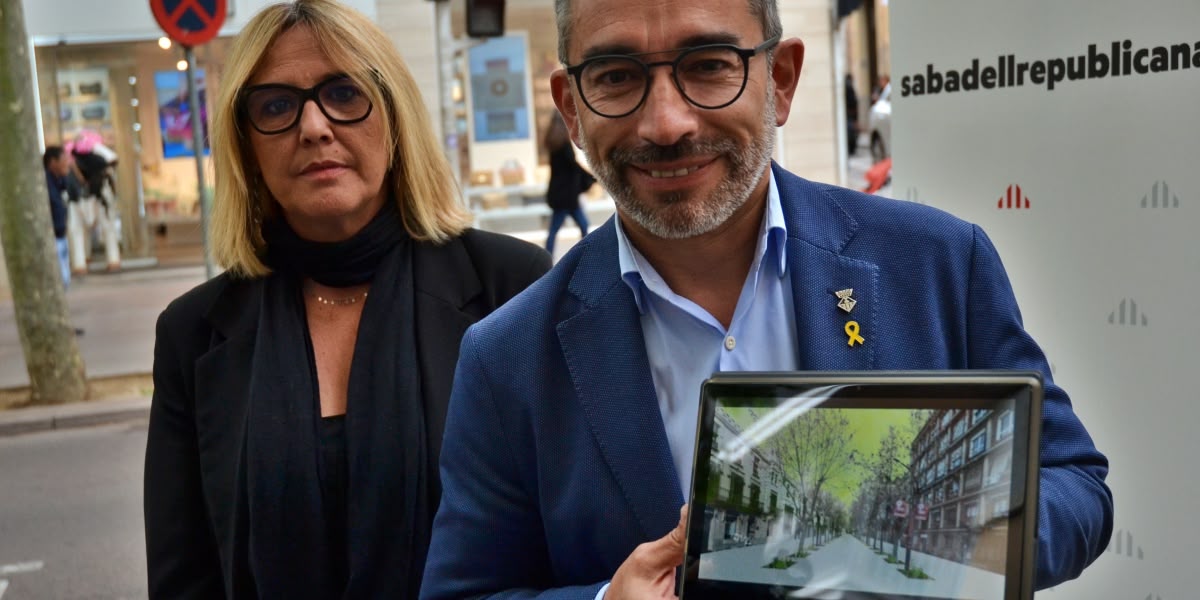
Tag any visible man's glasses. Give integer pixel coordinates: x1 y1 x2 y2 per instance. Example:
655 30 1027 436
565 35 781 119
240 74 373 135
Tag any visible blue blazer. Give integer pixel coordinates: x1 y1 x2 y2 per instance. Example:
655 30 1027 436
422 164 1113 598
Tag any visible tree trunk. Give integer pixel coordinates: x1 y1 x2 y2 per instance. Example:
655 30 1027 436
0 0 88 404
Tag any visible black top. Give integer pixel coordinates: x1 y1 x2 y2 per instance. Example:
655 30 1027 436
319 415 349 592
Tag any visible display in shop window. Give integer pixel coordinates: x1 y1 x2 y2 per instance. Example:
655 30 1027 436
155 69 210 158
54 67 114 143
468 35 531 142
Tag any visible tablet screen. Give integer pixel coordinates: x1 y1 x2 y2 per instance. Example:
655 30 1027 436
683 375 1039 600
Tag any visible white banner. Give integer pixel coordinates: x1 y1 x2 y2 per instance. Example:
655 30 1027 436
890 1 1198 598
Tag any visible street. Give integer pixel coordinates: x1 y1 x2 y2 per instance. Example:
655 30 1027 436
0 422 147 600
699 533 1004 599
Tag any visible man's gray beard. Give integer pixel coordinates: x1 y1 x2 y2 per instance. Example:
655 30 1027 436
579 101 777 240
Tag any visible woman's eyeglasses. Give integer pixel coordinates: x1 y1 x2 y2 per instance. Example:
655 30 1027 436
240 74 373 135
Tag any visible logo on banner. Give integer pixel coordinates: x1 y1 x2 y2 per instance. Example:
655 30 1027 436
1105 529 1146 560
997 184 1031 210
1141 181 1181 208
1108 299 1149 327
904 187 925 205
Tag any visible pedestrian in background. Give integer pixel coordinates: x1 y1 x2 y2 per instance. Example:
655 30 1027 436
43 146 75 290
142 0 550 598
845 73 859 156
67 130 122 273
543 113 593 256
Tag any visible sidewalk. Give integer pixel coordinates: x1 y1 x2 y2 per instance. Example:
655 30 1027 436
0 264 206 436
0 264 207 390
0 395 152 436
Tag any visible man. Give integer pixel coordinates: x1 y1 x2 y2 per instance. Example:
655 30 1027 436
421 0 1113 597
44 146 75 289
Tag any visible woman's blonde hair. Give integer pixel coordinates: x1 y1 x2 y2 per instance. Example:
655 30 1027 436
210 0 471 277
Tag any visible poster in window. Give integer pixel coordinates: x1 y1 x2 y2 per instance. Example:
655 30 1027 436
55 67 112 142
155 70 210 158
468 35 531 142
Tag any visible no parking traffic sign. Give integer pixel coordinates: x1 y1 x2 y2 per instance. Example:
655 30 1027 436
150 0 227 47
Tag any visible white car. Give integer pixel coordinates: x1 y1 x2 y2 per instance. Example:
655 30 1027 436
867 83 892 162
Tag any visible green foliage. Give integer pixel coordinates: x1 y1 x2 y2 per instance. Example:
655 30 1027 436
899 567 933 580
765 557 796 569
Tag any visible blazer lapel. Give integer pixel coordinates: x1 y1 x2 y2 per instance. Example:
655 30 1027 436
556 224 683 539
195 278 261 434
775 164 878 371
191 277 262 584
412 238 482 480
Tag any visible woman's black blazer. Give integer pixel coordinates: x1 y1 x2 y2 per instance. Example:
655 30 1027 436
144 229 551 598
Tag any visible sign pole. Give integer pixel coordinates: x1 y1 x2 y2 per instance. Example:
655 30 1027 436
184 45 214 280
150 0 226 280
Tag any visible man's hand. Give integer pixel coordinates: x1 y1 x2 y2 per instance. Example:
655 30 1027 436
607 505 689 600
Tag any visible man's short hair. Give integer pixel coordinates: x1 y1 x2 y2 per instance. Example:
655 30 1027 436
554 0 782 64
43 145 65 169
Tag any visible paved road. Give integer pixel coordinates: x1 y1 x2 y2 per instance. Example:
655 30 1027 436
0 422 147 599
699 533 1004 599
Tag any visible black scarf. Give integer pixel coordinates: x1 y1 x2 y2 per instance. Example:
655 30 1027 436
246 205 431 598
262 201 407 287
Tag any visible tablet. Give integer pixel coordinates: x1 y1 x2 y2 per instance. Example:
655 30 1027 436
681 372 1042 600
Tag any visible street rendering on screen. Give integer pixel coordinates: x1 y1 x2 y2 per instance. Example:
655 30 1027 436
693 401 1017 599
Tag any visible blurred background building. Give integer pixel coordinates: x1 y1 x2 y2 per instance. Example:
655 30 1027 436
0 0 892 297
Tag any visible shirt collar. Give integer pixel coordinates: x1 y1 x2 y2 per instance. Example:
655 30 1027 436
616 169 788 315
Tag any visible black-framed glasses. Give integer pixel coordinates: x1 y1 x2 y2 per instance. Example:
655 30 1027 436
240 74 373 135
565 35 781 119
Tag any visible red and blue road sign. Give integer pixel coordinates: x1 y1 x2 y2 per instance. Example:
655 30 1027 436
150 0 227 47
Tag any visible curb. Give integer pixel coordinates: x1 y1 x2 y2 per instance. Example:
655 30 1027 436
0 396 151 437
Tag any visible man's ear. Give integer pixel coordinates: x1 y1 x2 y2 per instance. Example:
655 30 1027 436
550 69 584 147
769 38 806 127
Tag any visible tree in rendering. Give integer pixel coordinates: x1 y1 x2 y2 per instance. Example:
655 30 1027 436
774 408 856 551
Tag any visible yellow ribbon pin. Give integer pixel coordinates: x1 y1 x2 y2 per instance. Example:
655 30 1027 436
845 321 865 347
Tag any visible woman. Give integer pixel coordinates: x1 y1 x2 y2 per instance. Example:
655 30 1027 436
143 1 550 597
543 114 593 256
